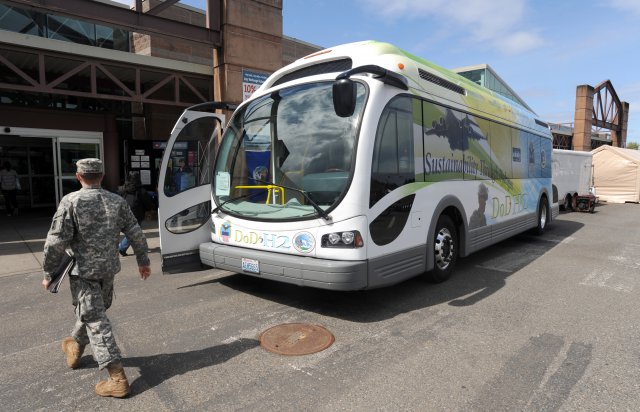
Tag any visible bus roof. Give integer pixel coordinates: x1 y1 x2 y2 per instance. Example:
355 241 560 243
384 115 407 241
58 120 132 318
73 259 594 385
258 40 549 136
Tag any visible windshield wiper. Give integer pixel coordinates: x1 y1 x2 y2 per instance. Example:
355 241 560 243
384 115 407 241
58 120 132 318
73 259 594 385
251 178 332 221
211 189 268 214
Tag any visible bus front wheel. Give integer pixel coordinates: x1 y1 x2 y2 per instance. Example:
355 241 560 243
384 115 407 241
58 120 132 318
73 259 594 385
534 197 549 235
428 214 457 283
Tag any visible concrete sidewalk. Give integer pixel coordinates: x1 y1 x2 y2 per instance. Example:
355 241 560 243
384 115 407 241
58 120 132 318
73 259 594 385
0 209 160 278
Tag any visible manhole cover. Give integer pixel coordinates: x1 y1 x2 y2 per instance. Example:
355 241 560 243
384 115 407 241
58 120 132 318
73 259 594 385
259 323 335 356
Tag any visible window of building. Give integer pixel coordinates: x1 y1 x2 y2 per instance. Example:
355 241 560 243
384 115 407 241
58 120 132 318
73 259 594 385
96 24 129 51
0 5 129 52
0 5 45 36
47 15 95 46
459 69 484 86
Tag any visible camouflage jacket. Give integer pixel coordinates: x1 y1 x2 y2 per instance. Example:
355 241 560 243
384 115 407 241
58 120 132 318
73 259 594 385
43 188 150 281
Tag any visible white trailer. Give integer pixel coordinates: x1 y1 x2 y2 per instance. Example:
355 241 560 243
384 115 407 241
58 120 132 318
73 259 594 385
552 149 593 211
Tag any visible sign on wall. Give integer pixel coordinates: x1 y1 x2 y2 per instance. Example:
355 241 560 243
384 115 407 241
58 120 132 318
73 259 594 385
242 69 269 101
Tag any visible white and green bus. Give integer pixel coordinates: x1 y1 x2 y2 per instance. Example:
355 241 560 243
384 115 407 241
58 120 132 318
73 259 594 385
158 40 559 290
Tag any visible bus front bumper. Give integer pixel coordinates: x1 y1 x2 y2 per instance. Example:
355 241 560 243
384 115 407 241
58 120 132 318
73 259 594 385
199 242 368 291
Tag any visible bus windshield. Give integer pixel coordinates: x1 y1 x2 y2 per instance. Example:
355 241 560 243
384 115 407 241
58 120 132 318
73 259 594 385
213 81 366 220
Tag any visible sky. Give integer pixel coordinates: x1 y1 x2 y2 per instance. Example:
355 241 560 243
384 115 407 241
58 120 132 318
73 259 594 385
114 0 640 145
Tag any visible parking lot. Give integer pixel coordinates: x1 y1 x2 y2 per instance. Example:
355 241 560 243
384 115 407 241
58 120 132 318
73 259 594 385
1 202 640 411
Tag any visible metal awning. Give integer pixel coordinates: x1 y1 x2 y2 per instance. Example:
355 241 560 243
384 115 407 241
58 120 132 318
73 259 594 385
0 34 213 106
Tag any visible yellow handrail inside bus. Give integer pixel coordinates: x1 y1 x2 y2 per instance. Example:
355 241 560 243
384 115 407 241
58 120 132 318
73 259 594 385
235 185 285 204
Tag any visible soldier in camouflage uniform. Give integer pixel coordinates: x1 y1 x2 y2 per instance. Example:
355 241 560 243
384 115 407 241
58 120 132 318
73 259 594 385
42 158 151 398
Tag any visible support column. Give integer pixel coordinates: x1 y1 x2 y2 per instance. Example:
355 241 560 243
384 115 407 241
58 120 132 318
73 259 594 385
612 101 630 148
573 85 594 152
103 113 120 191
214 0 282 115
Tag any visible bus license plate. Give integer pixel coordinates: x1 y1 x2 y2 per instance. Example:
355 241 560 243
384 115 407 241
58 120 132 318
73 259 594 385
242 258 260 274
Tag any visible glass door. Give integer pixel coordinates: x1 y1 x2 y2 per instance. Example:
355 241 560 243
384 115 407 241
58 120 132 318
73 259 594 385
55 137 103 204
29 137 56 207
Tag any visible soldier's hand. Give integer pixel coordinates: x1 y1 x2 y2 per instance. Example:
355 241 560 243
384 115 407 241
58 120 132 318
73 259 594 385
42 279 50 290
139 265 151 280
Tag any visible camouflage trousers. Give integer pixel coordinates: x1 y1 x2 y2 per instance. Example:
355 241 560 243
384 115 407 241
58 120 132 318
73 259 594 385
69 275 121 370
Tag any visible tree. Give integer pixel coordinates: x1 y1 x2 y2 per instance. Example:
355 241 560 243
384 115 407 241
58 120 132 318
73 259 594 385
627 142 639 150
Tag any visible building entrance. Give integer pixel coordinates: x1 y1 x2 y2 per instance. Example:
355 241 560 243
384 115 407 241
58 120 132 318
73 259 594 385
1 135 54 209
55 136 102 201
0 128 103 212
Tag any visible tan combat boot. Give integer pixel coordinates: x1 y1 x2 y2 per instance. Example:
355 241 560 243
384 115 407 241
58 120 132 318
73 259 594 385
95 362 130 398
61 337 85 369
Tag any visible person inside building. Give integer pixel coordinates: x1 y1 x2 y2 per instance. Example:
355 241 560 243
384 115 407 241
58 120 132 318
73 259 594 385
1 161 19 216
41 158 151 398
174 158 193 192
118 171 155 257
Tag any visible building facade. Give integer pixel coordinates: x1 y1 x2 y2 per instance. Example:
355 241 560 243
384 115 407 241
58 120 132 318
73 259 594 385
0 0 320 211
453 63 534 113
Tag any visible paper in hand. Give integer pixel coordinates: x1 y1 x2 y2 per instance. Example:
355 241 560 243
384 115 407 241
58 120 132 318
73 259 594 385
48 252 75 293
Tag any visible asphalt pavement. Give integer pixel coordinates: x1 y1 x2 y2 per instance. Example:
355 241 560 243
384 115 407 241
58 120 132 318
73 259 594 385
1 203 640 411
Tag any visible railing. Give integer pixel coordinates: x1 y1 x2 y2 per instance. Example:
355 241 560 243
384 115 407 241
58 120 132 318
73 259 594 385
234 185 285 205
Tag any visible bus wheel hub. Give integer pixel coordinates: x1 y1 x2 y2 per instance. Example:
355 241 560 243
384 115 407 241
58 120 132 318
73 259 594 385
435 228 454 269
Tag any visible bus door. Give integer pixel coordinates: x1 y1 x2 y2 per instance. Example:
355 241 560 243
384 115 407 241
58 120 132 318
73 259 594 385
157 109 225 272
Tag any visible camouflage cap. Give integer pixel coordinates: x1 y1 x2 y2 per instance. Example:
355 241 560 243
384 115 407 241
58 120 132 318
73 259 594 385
76 158 103 174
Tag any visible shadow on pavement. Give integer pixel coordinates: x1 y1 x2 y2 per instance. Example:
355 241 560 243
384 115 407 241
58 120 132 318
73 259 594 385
179 219 585 324
123 338 258 396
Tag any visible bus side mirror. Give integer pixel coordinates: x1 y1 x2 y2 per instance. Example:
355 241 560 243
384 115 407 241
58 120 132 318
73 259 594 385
333 79 356 117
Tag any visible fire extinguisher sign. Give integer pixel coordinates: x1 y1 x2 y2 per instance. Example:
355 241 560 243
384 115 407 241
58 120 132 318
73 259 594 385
242 69 269 101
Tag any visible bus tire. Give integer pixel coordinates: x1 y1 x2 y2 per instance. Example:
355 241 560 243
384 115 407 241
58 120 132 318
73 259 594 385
562 194 571 211
534 197 549 235
428 214 457 283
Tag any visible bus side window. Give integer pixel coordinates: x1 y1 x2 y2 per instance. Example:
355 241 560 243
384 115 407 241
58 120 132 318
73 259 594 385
490 122 513 180
541 135 552 178
512 129 526 179
370 96 415 207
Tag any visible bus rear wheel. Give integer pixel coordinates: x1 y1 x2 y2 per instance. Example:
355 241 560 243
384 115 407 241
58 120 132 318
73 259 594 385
428 214 457 283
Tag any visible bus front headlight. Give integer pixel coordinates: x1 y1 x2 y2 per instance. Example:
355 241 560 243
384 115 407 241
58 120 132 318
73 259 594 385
341 231 354 244
322 231 363 248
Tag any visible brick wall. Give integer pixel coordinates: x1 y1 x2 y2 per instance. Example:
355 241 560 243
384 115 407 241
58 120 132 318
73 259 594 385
131 1 320 68
131 0 212 65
